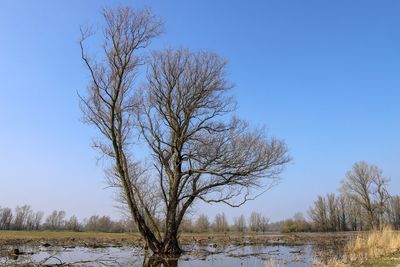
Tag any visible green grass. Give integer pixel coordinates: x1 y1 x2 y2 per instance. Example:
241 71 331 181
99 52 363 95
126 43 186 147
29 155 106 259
359 252 400 267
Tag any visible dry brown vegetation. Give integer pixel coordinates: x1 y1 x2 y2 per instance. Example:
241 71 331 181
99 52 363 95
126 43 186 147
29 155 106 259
0 231 140 248
316 226 400 266
346 226 400 262
0 230 351 248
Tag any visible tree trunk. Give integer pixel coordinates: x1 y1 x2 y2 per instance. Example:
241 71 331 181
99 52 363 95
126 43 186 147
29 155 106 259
161 230 182 256
144 256 178 267
159 209 182 256
141 231 181 257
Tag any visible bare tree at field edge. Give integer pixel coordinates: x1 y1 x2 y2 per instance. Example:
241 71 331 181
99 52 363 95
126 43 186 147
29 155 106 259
79 6 290 256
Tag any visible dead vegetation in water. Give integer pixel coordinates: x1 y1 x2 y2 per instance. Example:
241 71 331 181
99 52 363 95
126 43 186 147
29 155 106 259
3 230 399 266
0 231 361 267
0 230 355 266
0 231 354 248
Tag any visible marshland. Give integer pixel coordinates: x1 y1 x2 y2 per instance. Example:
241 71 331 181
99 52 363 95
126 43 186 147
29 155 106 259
0 230 353 266
1 1 400 266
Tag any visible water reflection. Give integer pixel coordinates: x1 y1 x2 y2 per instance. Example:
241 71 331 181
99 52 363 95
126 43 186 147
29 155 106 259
143 256 178 267
0 244 326 266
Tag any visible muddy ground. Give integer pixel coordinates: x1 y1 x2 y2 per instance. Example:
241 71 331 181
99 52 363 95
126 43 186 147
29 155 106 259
0 231 355 249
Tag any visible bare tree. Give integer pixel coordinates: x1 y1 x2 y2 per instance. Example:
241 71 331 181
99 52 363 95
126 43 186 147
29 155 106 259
45 210 66 230
85 215 114 232
213 213 229 232
326 193 338 231
308 195 328 231
340 161 389 229
387 195 400 229
337 195 348 231
33 211 44 230
132 48 288 253
309 194 348 232
346 195 363 231
249 211 269 232
194 214 210 232
373 173 390 226
307 163 394 232
13 205 32 230
80 6 290 256
26 211 36 230
80 6 164 254
233 214 246 232
0 207 13 230
248 212 259 232
66 215 81 232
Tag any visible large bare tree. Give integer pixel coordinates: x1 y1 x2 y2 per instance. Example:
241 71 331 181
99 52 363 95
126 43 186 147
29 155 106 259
308 195 328 231
340 161 390 229
80 6 290 256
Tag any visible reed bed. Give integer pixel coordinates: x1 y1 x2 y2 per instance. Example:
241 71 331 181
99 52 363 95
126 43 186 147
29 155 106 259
314 226 400 266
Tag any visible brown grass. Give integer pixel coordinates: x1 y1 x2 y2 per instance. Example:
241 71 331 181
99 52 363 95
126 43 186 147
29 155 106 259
346 226 400 262
0 230 144 248
315 226 400 266
0 230 329 247
0 231 139 240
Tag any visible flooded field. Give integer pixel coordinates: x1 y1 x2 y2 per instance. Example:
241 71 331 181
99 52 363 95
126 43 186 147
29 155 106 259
0 243 339 266
0 232 352 266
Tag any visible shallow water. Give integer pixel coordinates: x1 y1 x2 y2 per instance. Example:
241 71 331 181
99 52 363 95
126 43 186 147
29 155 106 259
0 244 318 266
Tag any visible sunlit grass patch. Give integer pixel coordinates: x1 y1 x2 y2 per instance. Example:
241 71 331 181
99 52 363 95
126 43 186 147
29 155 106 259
345 226 400 262
315 226 400 266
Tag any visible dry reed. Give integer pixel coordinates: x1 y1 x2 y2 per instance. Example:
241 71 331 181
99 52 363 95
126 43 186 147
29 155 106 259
314 226 400 266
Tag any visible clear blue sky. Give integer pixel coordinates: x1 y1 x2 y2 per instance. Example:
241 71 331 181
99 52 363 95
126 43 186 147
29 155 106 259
0 0 399 222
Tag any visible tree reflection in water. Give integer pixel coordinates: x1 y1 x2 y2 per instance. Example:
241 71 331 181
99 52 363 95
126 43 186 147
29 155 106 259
143 255 179 267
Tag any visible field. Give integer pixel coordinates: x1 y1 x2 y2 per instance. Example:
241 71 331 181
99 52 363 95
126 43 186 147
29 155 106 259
1 231 399 266
0 230 352 247
360 255 400 267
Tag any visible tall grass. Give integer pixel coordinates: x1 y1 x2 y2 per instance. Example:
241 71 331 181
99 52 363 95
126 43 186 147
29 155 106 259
345 225 400 262
315 226 400 266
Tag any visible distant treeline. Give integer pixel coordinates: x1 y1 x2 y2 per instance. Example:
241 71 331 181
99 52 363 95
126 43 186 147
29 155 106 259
0 206 275 233
1 163 397 234
0 206 134 233
4 202 393 234
0 204 310 233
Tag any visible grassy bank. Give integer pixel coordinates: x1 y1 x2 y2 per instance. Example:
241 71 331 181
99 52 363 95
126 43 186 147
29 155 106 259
347 226 400 262
359 252 400 267
320 227 400 266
